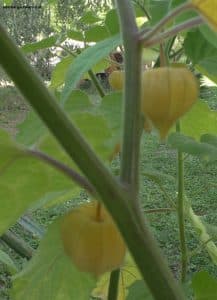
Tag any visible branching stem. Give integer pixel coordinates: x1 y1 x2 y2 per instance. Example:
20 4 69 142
144 17 203 47
140 2 192 41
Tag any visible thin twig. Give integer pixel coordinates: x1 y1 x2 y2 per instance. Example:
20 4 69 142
140 2 192 41
144 208 176 214
58 45 106 98
144 17 203 47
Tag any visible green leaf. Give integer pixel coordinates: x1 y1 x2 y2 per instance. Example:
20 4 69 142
184 30 217 82
3 0 13 4
105 9 120 35
61 34 121 102
171 0 198 24
100 91 122 131
184 30 217 64
32 189 80 209
192 271 217 300
72 113 114 161
148 0 172 25
200 133 217 147
21 36 58 53
93 253 142 299
11 221 96 300
99 92 122 149
181 100 217 140
0 129 77 234
67 30 84 41
127 280 153 300
16 111 46 146
79 11 101 24
85 25 110 42
64 90 93 113
196 65 217 84
0 249 18 275
39 112 114 163
50 56 74 89
168 132 217 161
199 24 217 48
89 59 110 76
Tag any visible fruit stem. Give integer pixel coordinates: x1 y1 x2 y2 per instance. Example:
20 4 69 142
143 16 203 47
176 121 188 282
58 45 106 98
140 2 192 42
108 269 120 300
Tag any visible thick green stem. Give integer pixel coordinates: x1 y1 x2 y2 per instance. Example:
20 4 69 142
176 122 188 282
108 269 120 300
116 0 142 200
112 1 143 295
0 25 184 300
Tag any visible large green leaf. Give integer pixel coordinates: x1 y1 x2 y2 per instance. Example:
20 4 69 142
100 91 122 131
16 111 46 146
67 30 84 41
64 90 93 113
184 30 217 82
93 253 142 300
85 25 110 42
61 34 121 102
180 101 217 140
50 56 74 89
168 132 217 161
105 9 120 35
200 133 217 148
39 112 114 163
199 24 217 48
127 281 153 300
148 0 172 25
11 221 96 300
99 92 123 149
0 129 76 234
21 36 58 53
171 0 198 24
192 271 217 300
3 0 13 4
32 189 80 210
79 11 101 25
